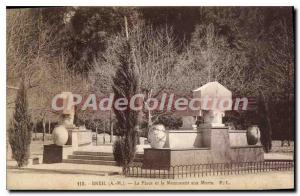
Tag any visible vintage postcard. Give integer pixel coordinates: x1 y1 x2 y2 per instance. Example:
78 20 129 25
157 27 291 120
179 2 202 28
6 6 295 190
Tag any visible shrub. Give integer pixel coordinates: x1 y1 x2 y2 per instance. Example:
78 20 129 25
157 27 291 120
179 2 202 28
8 79 32 167
112 40 139 167
156 115 182 129
113 138 126 166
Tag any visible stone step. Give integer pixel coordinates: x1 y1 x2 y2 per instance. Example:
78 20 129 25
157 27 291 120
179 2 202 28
73 151 113 156
73 151 144 158
64 151 144 166
71 155 141 161
68 155 115 161
63 159 117 166
68 154 143 162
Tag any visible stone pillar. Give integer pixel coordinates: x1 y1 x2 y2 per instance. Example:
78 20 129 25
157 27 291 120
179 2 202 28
71 129 78 150
194 82 232 162
61 92 75 127
202 110 225 127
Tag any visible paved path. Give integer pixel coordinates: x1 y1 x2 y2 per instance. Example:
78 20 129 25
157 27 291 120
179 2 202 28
7 168 294 190
7 160 122 176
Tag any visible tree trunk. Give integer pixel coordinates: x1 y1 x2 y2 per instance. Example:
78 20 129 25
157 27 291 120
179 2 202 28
95 127 98 145
287 93 292 146
48 119 51 134
110 110 113 143
110 122 114 143
103 121 106 144
124 16 129 40
42 120 45 142
31 124 35 137
260 91 272 152
148 109 152 127
34 123 37 140
147 90 153 130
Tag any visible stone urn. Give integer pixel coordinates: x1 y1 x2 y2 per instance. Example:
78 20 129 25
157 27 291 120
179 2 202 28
52 125 69 146
246 125 261 145
148 124 167 149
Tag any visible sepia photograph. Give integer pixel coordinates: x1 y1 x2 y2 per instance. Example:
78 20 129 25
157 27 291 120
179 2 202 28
6 6 295 190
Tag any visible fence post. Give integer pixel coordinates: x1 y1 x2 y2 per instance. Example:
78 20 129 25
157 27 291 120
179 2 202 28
247 162 249 173
279 161 282 171
260 161 262 172
270 161 273 171
221 163 223 175
228 163 230 175
132 166 135 177
173 166 175 179
193 165 195 177
215 164 217 176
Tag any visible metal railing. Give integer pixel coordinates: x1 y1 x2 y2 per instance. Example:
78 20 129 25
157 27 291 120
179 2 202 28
123 160 294 179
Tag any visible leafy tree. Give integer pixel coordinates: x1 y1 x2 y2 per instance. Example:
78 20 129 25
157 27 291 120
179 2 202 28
8 79 32 167
140 7 200 43
60 7 128 75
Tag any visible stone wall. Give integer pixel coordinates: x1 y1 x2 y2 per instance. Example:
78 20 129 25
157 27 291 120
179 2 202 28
143 126 264 169
165 130 202 148
229 130 248 146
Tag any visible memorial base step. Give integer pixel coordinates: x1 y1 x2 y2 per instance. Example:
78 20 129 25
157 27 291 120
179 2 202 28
63 151 143 166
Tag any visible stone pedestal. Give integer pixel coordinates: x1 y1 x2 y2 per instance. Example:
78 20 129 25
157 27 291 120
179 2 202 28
142 126 264 169
200 124 231 163
43 126 92 164
43 91 93 164
229 130 248 146
43 144 63 163
43 144 74 163
66 126 92 147
202 110 225 127
142 82 264 169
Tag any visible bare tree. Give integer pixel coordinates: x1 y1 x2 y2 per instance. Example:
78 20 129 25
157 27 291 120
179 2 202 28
94 23 190 129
